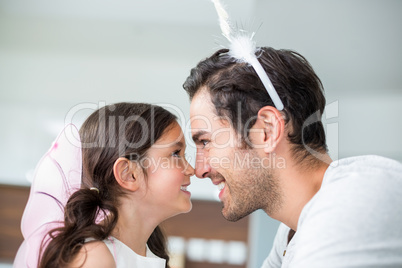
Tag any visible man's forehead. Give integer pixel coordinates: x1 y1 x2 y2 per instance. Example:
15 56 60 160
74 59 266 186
190 88 213 114
190 88 233 133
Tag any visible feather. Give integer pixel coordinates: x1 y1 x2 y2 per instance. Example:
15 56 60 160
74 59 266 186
229 33 257 64
210 0 284 110
211 0 232 41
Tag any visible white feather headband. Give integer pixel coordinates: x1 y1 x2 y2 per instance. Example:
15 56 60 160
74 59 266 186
211 0 284 111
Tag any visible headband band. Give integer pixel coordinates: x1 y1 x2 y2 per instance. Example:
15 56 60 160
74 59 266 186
211 0 284 111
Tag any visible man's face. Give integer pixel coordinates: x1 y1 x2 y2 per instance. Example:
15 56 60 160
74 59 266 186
190 88 282 221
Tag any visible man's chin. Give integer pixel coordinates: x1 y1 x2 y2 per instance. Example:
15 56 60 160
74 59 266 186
221 206 244 222
221 202 255 222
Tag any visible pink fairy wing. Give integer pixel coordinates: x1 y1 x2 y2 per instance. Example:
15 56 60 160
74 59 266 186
14 124 82 268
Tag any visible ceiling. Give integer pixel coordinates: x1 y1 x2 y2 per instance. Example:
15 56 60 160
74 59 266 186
0 0 254 25
1 0 401 97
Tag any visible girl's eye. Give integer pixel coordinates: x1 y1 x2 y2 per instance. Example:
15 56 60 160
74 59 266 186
172 149 182 158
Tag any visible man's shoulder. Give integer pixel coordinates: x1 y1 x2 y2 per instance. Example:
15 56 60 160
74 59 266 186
291 155 402 266
298 155 402 227
336 154 401 167
299 155 402 231
323 154 402 187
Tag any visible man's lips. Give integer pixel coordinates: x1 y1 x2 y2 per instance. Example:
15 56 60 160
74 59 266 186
210 173 226 185
217 181 225 191
209 175 226 200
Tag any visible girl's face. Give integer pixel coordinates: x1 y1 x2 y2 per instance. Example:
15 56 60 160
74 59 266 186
140 122 194 219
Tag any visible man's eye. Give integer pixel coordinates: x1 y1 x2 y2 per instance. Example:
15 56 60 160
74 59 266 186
200 140 209 148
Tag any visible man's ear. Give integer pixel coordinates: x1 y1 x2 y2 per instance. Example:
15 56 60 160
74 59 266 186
113 157 141 192
254 106 285 153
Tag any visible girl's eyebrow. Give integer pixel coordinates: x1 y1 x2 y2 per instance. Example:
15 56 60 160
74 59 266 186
173 141 184 148
163 140 184 149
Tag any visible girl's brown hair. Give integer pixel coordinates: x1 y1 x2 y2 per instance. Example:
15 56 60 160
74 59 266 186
39 102 176 268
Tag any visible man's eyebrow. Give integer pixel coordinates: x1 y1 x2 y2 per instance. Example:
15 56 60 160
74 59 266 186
192 130 208 142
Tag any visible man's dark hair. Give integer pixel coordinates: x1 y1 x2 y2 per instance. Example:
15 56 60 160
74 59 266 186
183 47 327 163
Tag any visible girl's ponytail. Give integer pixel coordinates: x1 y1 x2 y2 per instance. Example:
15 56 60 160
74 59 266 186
38 188 118 268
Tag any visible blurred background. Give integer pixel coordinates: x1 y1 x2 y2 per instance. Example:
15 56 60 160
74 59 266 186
0 0 401 267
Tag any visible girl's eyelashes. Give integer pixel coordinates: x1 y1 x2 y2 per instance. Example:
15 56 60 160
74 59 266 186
172 149 182 158
172 149 190 161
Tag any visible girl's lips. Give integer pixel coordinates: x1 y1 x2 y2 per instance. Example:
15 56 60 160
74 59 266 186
181 184 191 197
180 185 188 191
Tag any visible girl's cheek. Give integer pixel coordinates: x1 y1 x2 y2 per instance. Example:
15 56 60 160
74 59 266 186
176 167 187 178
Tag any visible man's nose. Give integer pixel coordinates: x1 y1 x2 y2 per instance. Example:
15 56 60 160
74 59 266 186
195 151 210 178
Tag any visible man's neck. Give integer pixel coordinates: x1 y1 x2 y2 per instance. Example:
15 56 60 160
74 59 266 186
269 154 332 231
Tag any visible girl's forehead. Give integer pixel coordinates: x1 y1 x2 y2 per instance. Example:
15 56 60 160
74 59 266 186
152 122 185 147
